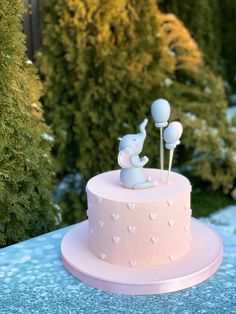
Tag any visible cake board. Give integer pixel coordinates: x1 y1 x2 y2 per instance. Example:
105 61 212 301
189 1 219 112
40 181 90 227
61 218 223 295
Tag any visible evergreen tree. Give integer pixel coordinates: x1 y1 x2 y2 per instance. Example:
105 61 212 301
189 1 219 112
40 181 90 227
159 0 236 93
219 0 236 91
0 0 57 246
159 0 222 74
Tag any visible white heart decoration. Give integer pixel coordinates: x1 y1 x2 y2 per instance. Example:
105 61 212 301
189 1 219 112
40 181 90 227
184 204 189 210
100 253 106 260
128 226 136 233
112 236 120 244
97 196 102 203
184 225 188 232
90 228 94 235
129 259 137 267
127 203 135 210
98 220 104 227
151 236 159 244
149 212 157 221
167 200 173 206
168 219 174 227
111 213 119 221
169 254 175 261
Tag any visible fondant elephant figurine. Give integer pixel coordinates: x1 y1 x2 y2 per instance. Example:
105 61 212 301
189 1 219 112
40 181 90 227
118 119 157 189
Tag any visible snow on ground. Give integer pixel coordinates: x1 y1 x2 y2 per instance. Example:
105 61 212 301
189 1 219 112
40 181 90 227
202 205 236 235
227 106 236 121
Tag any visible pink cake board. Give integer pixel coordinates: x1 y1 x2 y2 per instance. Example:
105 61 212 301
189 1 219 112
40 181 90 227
61 218 223 295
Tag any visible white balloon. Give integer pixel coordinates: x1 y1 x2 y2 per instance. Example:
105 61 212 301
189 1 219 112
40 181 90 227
151 99 171 123
163 126 178 144
169 121 183 139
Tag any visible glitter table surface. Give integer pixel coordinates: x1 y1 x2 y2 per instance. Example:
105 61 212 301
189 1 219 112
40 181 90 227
0 214 235 314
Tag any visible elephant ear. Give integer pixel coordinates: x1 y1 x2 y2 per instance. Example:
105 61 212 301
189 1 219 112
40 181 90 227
118 148 133 168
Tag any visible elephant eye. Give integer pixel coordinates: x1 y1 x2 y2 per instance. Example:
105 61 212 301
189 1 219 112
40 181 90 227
133 139 136 141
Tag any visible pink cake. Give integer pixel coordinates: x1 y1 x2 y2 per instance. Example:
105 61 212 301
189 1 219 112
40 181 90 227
62 99 223 294
87 168 192 268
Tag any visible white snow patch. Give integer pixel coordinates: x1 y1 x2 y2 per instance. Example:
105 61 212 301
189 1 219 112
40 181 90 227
204 86 212 94
230 94 236 104
164 78 174 87
227 106 236 121
185 112 197 121
207 205 236 234
42 133 55 142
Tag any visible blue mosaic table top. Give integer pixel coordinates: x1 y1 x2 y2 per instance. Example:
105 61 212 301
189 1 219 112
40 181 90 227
0 210 236 314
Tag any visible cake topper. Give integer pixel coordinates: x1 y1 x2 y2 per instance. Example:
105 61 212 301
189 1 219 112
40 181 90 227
118 119 157 189
151 99 171 181
164 121 183 185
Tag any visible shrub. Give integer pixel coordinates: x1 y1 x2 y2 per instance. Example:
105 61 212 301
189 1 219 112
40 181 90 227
0 0 57 246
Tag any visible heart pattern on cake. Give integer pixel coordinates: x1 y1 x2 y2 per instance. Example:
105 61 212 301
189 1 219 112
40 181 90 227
128 226 136 233
100 253 106 260
169 254 175 261
90 228 94 235
127 203 135 210
129 259 137 267
98 220 104 227
112 236 120 244
149 212 157 221
184 204 189 210
151 236 159 244
168 219 174 227
184 225 188 232
167 200 173 206
97 196 102 203
111 213 119 221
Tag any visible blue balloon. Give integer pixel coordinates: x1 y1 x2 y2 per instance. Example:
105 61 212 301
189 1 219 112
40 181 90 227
164 126 178 144
151 99 171 123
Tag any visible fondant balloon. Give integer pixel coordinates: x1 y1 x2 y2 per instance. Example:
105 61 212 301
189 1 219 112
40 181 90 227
163 126 178 144
169 121 183 139
151 99 171 123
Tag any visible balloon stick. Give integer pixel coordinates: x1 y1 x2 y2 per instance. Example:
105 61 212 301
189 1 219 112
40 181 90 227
160 127 164 181
167 148 174 185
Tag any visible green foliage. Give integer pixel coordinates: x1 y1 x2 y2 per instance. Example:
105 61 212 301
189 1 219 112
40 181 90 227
219 0 236 91
39 0 236 225
192 185 234 218
0 0 57 246
159 0 236 91
159 0 222 74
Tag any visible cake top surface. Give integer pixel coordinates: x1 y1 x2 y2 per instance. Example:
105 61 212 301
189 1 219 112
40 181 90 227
87 168 191 203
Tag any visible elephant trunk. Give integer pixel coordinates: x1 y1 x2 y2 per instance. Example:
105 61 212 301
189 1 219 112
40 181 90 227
139 118 148 139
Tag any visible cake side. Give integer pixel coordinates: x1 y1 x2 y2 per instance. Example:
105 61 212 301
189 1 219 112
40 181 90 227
87 169 192 268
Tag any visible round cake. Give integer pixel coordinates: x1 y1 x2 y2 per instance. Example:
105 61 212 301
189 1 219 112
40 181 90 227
86 168 192 268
